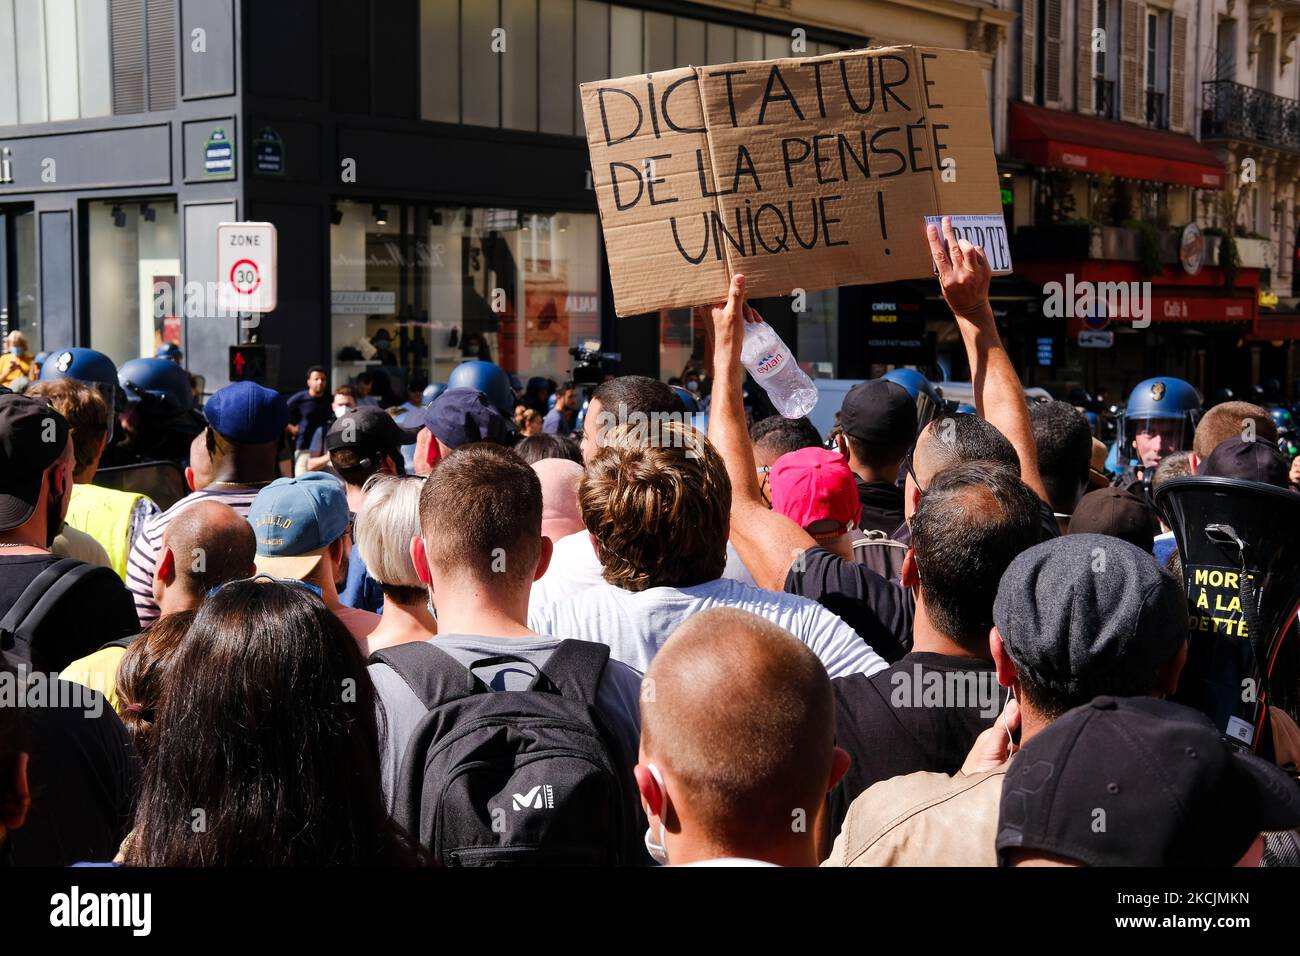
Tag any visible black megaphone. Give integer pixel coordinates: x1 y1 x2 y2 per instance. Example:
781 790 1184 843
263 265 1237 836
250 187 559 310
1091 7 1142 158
1154 476 1300 755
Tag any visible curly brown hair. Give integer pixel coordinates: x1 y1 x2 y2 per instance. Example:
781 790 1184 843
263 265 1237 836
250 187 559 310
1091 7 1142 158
26 378 110 478
578 420 730 591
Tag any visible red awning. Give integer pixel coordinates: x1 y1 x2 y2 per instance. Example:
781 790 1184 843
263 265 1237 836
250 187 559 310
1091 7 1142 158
1010 102 1225 189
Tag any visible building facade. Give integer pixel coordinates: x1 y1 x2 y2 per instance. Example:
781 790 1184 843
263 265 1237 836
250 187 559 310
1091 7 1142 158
0 0 1025 398
1006 0 1300 402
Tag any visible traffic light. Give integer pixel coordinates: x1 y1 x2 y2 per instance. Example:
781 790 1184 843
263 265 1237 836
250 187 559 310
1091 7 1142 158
228 344 280 384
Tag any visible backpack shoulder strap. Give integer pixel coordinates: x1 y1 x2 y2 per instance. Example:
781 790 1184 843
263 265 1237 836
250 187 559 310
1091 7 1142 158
538 640 610 708
0 559 101 651
370 641 486 710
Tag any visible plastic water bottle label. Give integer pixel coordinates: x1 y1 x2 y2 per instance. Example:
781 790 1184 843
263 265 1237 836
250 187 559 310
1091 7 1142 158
751 349 785 381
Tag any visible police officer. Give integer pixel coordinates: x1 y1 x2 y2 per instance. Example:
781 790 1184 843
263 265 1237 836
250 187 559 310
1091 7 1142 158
1115 376 1202 493
156 342 184 365
111 356 206 467
447 360 516 419
35 348 161 577
39 348 122 442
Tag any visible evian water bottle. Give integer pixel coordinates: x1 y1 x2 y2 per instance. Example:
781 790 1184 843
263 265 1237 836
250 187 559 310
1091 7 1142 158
741 320 818 419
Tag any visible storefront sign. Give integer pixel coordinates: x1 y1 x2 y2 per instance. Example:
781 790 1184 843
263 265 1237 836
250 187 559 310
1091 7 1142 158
1078 329 1114 348
581 46 1007 316
1156 295 1251 323
254 128 285 176
1179 222 1205 276
217 222 277 313
205 128 234 177
331 290 397 314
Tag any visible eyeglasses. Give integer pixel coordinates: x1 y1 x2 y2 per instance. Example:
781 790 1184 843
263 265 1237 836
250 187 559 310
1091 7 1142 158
755 464 772 504
902 445 925 495
205 574 323 600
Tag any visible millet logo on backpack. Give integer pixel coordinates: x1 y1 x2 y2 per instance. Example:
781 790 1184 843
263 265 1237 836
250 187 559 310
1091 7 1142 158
512 784 555 810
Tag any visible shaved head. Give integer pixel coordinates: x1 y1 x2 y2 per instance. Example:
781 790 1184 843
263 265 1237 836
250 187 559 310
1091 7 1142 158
187 429 213 491
163 500 256 598
641 608 836 848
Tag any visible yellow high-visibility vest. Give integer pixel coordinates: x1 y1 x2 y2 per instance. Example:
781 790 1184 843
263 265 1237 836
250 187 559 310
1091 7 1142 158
65 483 149 580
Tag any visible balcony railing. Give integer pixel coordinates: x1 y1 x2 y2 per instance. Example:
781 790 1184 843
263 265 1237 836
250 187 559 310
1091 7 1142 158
1202 80 1300 152
1095 77 1119 120
1146 90 1168 129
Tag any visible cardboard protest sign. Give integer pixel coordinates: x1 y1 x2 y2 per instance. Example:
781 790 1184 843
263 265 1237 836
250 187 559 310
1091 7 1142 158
580 46 1011 316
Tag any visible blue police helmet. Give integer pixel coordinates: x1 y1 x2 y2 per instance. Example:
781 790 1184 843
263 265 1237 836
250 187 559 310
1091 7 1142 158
1124 377 1202 421
156 342 184 364
119 357 194 415
1268 405 1294 433
422 382 447 406
670 385 701 414
880 368 944 432
447 360 515 417
40 347 119 389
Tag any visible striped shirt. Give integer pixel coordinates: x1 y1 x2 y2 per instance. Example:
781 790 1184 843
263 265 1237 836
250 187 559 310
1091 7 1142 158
124 486 262 626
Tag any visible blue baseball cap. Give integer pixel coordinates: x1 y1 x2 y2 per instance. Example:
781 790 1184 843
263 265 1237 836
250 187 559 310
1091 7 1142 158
248 473 350 580
205 381 290 445
419 387 513 449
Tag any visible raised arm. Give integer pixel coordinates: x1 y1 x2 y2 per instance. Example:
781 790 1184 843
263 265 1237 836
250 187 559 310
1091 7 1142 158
927 218 1049 505
706 275 818 591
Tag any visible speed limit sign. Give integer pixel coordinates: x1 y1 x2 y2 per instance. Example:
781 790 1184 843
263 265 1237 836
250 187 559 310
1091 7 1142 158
218 222 278 313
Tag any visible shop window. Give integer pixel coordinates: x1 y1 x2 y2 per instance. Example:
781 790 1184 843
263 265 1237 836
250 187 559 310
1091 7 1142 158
87 198 180 367
0 208 38 345
329 200 600 397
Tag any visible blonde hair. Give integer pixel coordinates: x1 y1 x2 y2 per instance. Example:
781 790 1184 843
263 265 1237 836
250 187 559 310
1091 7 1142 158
355 474 424 592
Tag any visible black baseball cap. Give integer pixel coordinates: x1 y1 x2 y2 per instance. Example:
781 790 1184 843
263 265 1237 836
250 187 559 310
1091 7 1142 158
326 406 418 460
997 695 1300 866
839 380 916 448
993 534 1187 703
1200 435 1290 488
0 392 70 532
1068 486 1159 551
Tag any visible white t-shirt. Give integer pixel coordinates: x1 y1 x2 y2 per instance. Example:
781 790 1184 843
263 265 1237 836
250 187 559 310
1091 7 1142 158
529 531 757 617
529 577 887 679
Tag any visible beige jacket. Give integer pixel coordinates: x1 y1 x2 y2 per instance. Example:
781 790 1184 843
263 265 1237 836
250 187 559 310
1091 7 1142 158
823 764 1007 867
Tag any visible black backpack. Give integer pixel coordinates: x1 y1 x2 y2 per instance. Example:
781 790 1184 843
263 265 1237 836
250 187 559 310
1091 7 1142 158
0 558 106 665
370 639 642 867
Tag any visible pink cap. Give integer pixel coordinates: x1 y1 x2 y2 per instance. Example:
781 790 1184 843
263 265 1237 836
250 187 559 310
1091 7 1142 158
532 458 586 542
769 446 861 537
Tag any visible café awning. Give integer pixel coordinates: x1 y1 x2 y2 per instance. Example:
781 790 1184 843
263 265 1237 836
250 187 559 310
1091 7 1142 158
1009 102 1225 190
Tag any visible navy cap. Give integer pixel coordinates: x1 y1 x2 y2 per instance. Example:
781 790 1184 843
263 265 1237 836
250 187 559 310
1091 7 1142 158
1201 435 1290 487
248 473 350 580
993 534 1187 704
205 381 290 445
419 387 512 449
997 696 1300 866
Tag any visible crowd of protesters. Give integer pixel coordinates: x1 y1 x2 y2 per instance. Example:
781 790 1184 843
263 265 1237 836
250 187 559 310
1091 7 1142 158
1 219 1299 868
